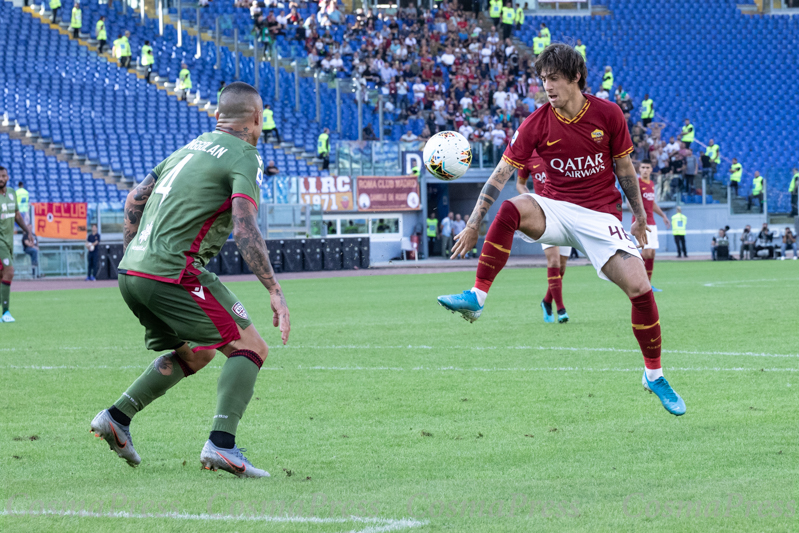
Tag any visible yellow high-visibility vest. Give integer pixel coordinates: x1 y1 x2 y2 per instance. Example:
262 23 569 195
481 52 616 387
262 109 276 130
705 144 720 164
16 188 29 213
671 214 687 236
730 163 742 183
602 71 613 91
489 0 501 18
789 173 798 194
641 98 654 119
575 44 586 59
540 27 550 45
70 7 81 29
141 45 154 66
96 20 106 40
515 7 524 24
752 176 763 196
501 6 515 24
317 133 330 155
533 37 545 55
50 0 61 10
179 68 192 90
681 123 695 143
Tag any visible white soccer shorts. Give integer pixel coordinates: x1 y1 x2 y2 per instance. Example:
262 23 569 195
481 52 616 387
521 193 642 281
641 224 659 250
541 243 573 256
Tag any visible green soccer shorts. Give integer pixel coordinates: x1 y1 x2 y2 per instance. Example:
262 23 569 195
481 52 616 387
118 268 253 352
0 242 12 272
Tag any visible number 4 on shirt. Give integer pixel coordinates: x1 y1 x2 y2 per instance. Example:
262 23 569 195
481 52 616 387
155 154 194 206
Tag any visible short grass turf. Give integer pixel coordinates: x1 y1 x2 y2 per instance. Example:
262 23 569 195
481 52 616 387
1 260 797 533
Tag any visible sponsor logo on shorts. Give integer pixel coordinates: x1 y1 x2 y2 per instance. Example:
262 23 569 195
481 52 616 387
232 302 249 320
191 286 206 300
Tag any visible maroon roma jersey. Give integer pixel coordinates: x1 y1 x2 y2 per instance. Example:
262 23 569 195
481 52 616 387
502 94 634 221
517 150 546 194
633 178 656 225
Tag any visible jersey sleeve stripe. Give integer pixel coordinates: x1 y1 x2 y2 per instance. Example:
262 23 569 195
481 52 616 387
502 155 524 169
232 193 257 208
613 146 634 159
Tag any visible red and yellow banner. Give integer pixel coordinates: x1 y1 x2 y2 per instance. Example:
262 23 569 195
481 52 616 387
33 203 88 240
299 176 354 211
356 176 421 212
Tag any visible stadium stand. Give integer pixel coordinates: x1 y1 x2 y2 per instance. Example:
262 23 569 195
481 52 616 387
6 0 797 213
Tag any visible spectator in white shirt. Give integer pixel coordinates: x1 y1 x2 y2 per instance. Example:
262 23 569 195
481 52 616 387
412 78 426 102
490 125 507 148
400 131 418 142
459 123 474 140
459 95 473 110
596 88 609 100
276 10 289 27
493 89 509 110
665 136 681 156
440 48 456 67
329 53 343 70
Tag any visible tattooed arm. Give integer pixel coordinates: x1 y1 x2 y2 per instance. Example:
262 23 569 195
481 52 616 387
123 173 155 251
450 159 517 258
614 155 649 247
231 196 290 344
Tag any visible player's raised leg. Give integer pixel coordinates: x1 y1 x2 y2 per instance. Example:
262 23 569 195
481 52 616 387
438 184 546 322
601 251 685 416
200 324 271 478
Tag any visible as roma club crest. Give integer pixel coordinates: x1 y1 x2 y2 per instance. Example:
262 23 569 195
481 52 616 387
591 129 605 144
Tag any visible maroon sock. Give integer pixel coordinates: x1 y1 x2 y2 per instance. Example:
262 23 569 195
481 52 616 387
543 286 553 304
643 257 654 281
546 267 565 310
474 201 519 293
630 290 661 369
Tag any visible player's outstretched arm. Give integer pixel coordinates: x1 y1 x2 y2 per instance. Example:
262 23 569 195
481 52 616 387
652 200 670 228
614 155 649 247
123 173 155 251
451 158 516 258
231 196 290 345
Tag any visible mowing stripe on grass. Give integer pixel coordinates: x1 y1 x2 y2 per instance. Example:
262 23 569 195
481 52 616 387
0 510 426 532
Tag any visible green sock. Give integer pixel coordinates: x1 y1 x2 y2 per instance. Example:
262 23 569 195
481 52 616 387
210 353 261 436
113 353 190 419
1 282 9 313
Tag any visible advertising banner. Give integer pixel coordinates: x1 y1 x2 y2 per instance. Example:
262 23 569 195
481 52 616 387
33 202 88 239
298 176 354 211
356 176 421 212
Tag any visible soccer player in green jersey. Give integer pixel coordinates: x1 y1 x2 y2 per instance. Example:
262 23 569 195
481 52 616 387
0 166 32 323
91 82 291 478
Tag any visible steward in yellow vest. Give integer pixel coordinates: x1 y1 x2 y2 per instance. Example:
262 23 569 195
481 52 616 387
501 5 515 39
261 104 282 143
50 0 61 24
141 41 154 83
70 3 82 39
489 0 502 25
602 66 613 91
317 127 331 171
640 93 654 126
515 5 525 28
95 16 107 54
575 39 586 60
729 158 742 197
680 119 694 147
533 32 545 55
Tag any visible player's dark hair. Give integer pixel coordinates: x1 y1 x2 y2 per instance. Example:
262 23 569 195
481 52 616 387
0 165 6 172
534 43 587 91
641 159 653 166
218 82 262 119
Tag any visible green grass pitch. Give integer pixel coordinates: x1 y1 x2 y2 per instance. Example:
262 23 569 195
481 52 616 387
1 260 797 532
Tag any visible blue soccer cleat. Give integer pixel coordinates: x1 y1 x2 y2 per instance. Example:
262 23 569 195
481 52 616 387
1 311 15 323
651 286 663 292
642 372 686 416
557 309 569 323
438 290 483 323
541 301 554 323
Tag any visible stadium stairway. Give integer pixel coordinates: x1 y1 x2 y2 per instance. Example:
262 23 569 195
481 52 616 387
23 1 329 175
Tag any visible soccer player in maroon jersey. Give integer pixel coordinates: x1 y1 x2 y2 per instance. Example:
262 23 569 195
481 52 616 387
438 44 685 416
516 151 572 323
632 160 670 291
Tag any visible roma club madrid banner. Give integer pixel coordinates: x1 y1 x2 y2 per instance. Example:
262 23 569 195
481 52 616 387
298 176 354 211
33 202 88 239
356 176 421 212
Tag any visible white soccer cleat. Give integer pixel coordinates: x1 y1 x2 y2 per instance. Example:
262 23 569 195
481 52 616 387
200 440 270 478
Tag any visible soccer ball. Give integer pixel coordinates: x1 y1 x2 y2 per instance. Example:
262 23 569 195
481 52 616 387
423 131 472 181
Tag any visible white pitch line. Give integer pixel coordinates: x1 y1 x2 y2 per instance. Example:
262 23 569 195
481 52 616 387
0 510 427 532
2 364 796 372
